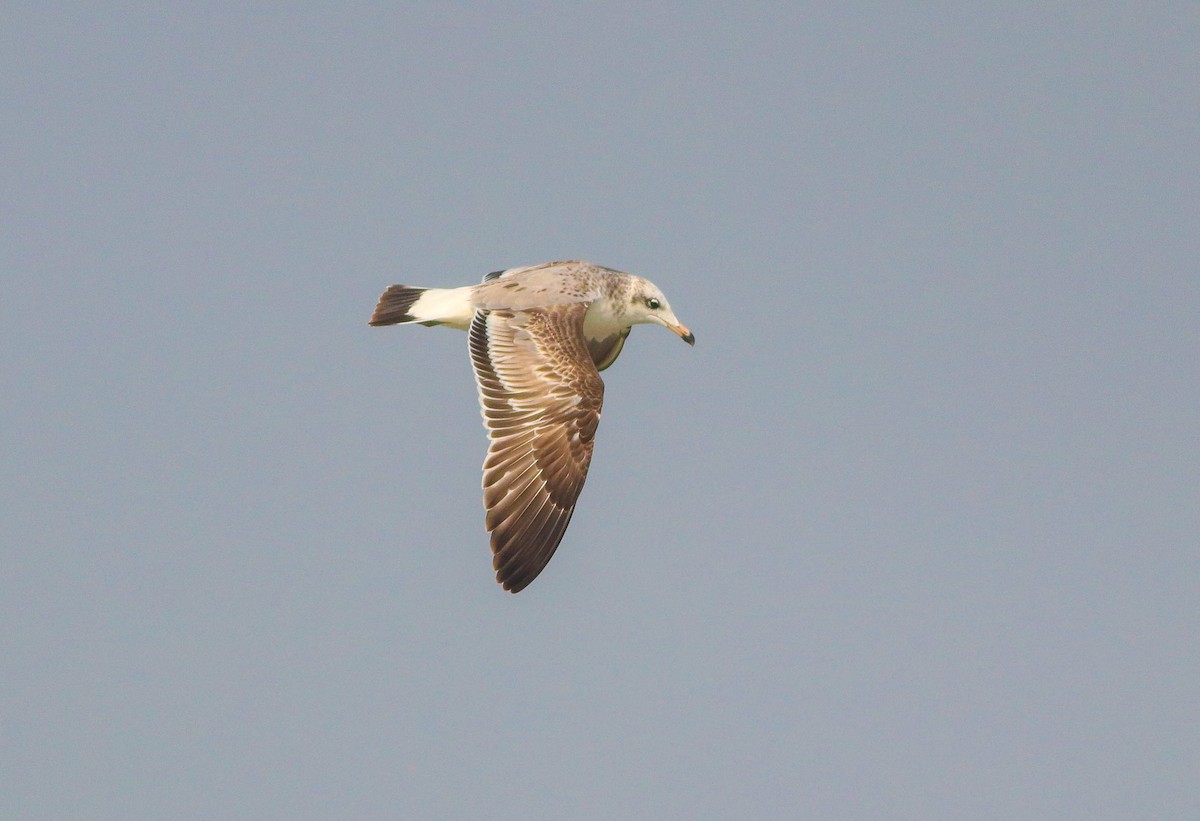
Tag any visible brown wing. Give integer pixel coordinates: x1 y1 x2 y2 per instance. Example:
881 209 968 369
587 327 630 372
468 304 604 593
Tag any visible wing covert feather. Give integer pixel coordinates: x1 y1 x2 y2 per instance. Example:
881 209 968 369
468 303 604 592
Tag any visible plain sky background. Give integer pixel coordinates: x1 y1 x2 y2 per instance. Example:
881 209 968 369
3 3 1197 819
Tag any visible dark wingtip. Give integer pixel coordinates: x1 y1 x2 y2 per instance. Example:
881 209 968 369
500 576 528 594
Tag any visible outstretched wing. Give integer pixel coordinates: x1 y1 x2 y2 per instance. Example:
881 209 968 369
468 304 604 593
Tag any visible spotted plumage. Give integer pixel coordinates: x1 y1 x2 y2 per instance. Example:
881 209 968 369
370 260 693 592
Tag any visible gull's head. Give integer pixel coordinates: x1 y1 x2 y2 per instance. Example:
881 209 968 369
628 278 695 345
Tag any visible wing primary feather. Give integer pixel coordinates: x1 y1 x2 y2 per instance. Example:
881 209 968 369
469 305 603 592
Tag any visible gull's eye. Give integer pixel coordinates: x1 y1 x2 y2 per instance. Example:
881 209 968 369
646 297 661 310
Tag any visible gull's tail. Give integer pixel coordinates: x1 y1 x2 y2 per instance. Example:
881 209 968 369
369 285 474 330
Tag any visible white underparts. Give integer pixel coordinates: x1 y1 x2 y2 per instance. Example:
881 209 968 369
410 286 475 329
581 299 625 341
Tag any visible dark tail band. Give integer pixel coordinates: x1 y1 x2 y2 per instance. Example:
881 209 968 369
369 285 425 326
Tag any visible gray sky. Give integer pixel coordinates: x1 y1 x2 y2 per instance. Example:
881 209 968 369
3 3 1197 819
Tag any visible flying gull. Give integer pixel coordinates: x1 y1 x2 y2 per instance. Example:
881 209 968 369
369 260 694 593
